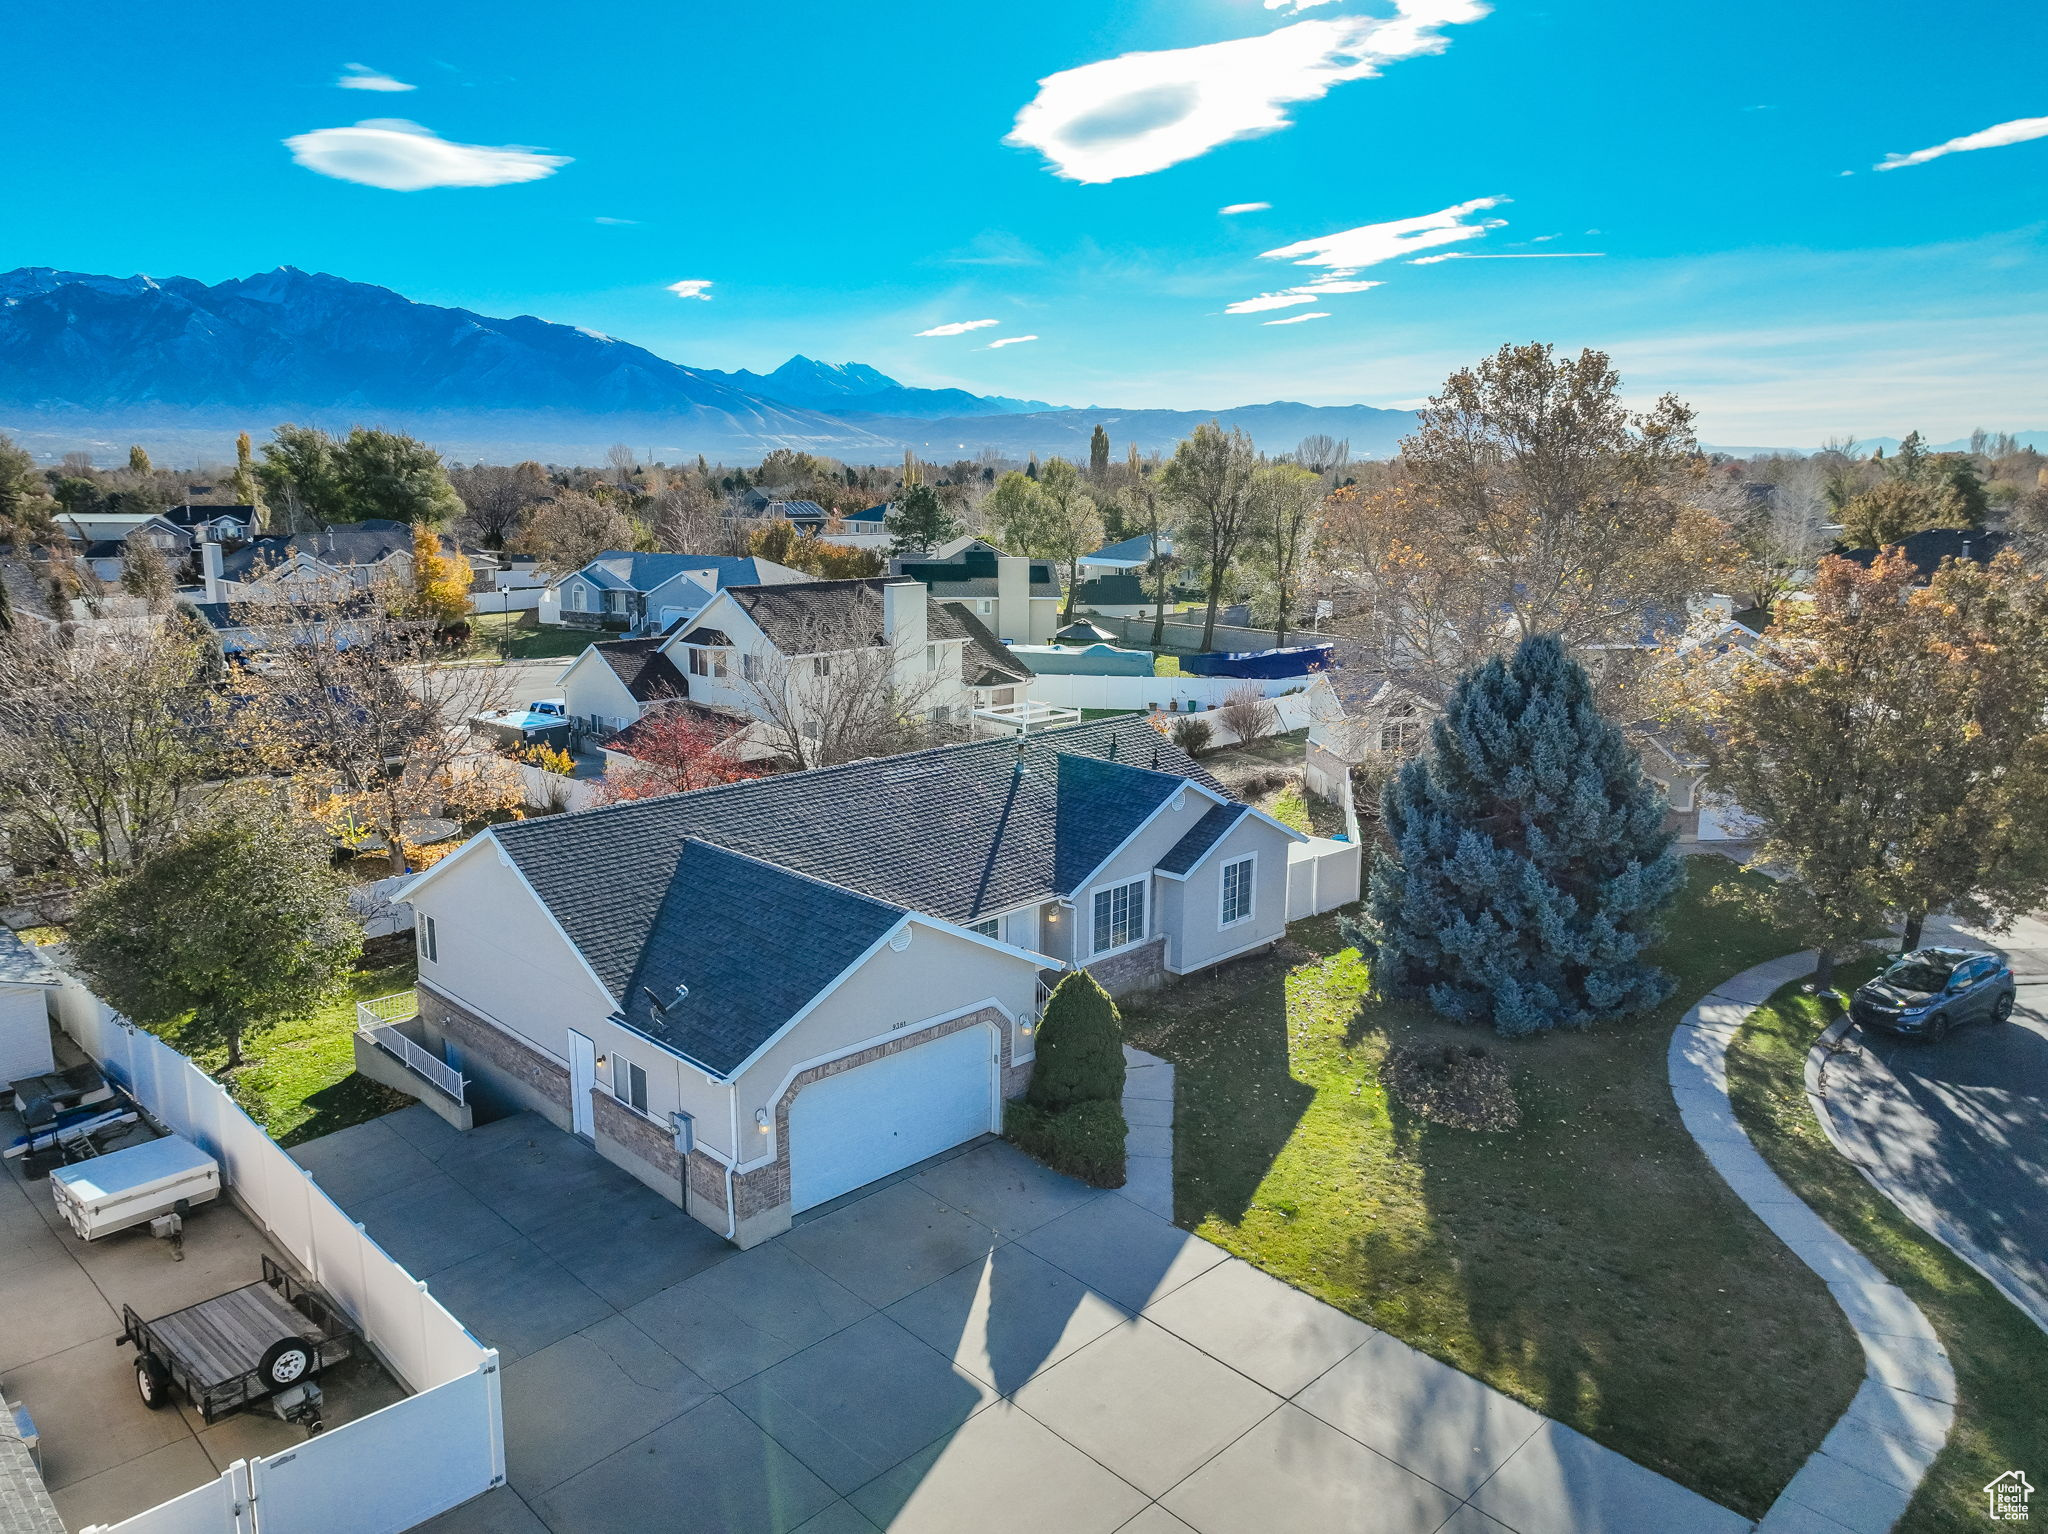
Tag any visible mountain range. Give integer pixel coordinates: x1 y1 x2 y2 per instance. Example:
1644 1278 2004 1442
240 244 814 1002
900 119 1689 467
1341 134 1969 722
0 266 1420 466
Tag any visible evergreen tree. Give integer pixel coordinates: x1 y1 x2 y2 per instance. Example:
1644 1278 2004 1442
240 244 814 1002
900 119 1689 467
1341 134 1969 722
1026 970 1125 1112
1357 635 1681 1036
885 482 958 554
1089 423 1111 482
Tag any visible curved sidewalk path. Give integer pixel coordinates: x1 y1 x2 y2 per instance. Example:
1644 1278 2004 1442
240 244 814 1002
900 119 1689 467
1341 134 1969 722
1668 953 1956 1534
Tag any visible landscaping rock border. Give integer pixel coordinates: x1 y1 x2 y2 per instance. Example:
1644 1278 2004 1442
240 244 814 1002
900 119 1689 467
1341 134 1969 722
1668 953 1955 1534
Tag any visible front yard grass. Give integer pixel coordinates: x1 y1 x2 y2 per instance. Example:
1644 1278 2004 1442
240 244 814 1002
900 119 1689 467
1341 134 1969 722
153 946 417 1147
1727 977 2048 1533
1119 856 1863 1517
461 611 597 661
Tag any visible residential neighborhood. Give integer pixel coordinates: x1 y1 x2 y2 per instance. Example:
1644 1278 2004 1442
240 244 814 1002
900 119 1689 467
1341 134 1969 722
3 4 2047 1532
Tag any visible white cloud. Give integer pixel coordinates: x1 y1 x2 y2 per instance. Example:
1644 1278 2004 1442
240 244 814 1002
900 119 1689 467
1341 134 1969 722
338 63 415 92
916 318 1001 337
1006 1 1489 183
1875 114 2048 171
595 216 639 225
985 335 1040 349
1219 201 1273 215
1408 250 1603 264
1263 311 1332 324
1265 0 1339 9
1260 196 1507 269
1225 276 1383 314
284 120 569 190
666 279 713 300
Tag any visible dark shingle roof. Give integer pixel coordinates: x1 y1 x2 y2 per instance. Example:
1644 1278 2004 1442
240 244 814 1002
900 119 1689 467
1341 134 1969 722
1159 803 1250 874
1832 528 2012 579
589 638 688 703
619 843 905 1073
675 627 731 647
936 602 1033 688
491 718 1225 998
220 523 413 579
727 578 897 651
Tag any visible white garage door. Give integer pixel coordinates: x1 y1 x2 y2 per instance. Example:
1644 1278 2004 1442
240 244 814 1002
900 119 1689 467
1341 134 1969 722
788 1026 995 1212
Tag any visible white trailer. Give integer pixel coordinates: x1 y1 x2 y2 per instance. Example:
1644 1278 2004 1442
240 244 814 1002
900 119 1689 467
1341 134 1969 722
49 1134 221 1241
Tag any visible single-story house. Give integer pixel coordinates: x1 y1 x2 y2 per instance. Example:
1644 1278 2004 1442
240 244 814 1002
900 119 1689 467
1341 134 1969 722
891 539 1061 644
399 717 1304 1245
557 636 692 739
0 929 63 1083
540 552 808 635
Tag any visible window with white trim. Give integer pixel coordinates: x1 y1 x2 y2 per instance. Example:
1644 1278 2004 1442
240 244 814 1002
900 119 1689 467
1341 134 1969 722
688 647 728 679
925 643 939 672
418 914 438 963
741 652 760 681
613 1055 648 1114
1091 879 1146 955
969 917 1001 940
1220 856 1255 927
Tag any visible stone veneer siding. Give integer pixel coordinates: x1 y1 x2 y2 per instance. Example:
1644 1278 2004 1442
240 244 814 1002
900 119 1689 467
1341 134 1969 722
1083 935 1168 995
417 984 570 1124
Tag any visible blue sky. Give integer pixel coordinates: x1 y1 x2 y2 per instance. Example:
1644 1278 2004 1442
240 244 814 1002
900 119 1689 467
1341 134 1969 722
6 0 2045 443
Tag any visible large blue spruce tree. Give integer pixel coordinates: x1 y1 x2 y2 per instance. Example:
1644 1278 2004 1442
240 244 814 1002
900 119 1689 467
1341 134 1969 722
1359 635 1682 1036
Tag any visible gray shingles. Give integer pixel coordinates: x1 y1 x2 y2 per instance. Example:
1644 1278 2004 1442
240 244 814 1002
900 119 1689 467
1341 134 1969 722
1158 803 1249 875
588 638 689 703
935 602 1033 688
493 719 1223 999
620 844 904 1074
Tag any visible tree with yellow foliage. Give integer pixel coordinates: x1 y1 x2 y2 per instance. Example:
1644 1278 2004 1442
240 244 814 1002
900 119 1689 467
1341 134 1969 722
410 524 474 632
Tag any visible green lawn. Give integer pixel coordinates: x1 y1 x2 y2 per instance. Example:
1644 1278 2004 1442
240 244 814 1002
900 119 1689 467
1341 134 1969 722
1118 857 1862 1517
152 952 418 1147
462 611 598 661
1727 976 2048 1533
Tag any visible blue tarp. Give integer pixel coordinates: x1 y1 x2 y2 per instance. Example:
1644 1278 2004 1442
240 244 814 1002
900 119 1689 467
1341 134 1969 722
1179 643 1334 679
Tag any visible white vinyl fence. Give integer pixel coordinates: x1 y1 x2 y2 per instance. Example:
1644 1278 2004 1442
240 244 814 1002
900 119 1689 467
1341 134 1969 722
50 974 504 1534
1287 836 1362 919
468 587 541 615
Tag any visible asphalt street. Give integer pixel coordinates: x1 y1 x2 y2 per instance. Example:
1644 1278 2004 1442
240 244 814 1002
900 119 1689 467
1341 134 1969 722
1823 913 2048 1330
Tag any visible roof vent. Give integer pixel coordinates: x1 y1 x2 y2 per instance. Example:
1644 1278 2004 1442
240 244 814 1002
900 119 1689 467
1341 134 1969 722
889 927 913 952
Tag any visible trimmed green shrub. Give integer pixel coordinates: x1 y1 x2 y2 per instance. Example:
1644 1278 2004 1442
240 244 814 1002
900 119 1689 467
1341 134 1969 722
1027 970 1124 1112
1006 1099 1127 1188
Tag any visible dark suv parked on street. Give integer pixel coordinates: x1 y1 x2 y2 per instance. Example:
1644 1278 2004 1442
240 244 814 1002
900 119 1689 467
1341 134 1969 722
1850 947 2016 1041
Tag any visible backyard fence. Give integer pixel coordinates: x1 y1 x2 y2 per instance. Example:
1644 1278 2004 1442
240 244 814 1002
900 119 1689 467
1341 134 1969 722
49 973 504 1534
1021 670 1312 716
1286 836 1361 919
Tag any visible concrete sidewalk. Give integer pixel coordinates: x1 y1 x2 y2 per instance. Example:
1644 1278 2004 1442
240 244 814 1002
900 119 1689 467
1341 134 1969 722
297 1105 1751 1534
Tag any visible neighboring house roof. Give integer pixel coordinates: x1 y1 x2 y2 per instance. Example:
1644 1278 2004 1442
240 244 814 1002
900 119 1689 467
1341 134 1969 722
767 500 828 521
723 577 907 651
1158 802 1251 875
603 699 750 760
488 717 1226 998
618 842 906 1073
166 504 256 530
1074 574 1149 606
568 552 808 595
0 928 64 987
1832 528 2012 580
588 637 689 703
844 504 891 524
1080 532 1171 568
937 602 1034 688
894 545 1060 598
219 523 413 580
676 627 731 647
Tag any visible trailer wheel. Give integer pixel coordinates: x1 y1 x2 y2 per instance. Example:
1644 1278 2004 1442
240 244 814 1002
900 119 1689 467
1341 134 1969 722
136 1355 171 1410
258 1338 316 1390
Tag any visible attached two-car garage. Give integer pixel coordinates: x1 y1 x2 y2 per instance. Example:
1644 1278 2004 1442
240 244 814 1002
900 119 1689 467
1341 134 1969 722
787 1024 998 1212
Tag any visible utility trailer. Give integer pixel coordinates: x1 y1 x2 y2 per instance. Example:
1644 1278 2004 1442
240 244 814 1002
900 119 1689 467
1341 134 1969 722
120 1256 356 1432
46 1132 219 1240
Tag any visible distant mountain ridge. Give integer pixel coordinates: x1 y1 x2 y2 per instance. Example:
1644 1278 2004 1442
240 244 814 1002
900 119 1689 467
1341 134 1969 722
0 265 1413 463
699 355 1056 419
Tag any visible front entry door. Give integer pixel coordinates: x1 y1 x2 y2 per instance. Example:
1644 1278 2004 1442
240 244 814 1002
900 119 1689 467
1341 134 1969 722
567 1030 596 1141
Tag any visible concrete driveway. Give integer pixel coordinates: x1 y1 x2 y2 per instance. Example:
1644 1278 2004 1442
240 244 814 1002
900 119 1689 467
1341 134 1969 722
297 1106 1747 1534
1823 913 2048 1329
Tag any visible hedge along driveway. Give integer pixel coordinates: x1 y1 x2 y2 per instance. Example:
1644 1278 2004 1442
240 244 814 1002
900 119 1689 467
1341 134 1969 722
1119 858 1865 1518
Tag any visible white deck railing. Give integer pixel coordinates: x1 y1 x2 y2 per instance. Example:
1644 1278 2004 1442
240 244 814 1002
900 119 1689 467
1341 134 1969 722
356 992 466 1104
